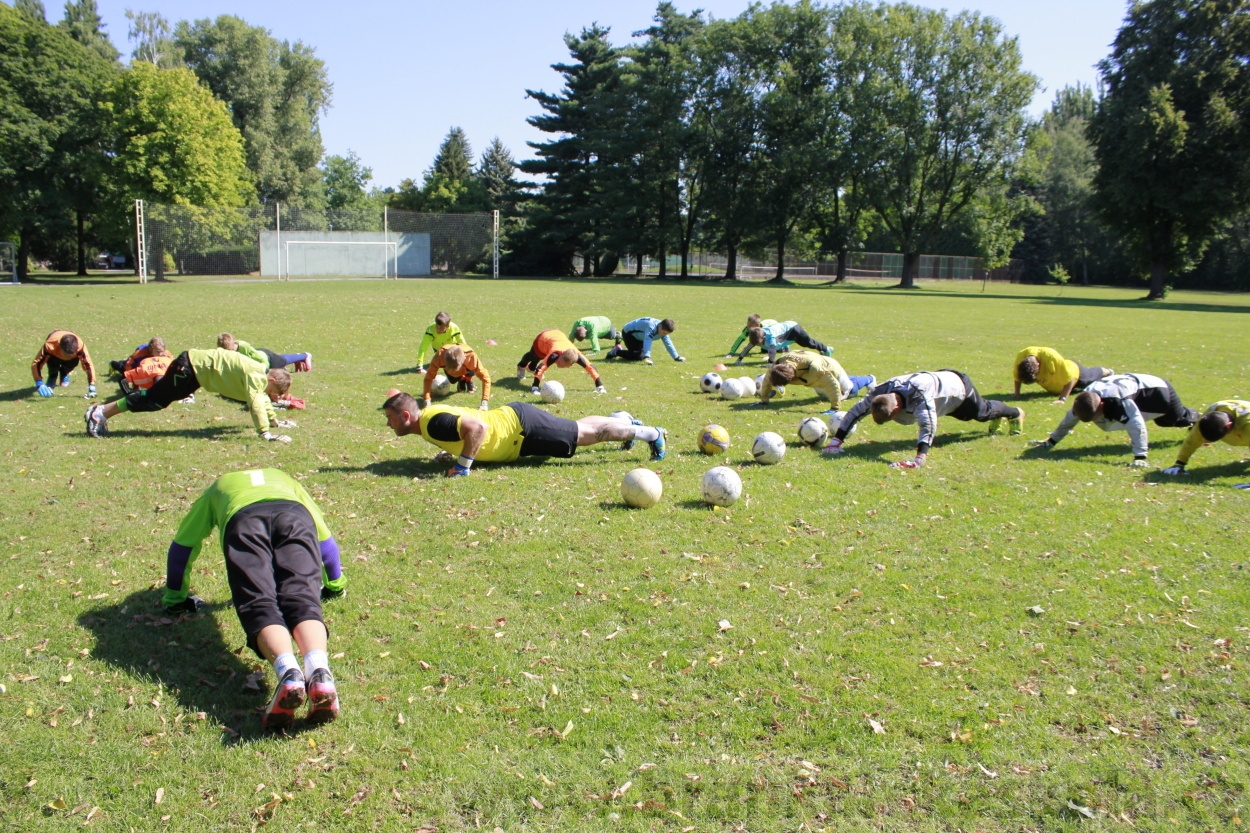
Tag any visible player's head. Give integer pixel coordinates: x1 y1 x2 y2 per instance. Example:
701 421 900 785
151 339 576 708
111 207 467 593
746 314 761 328
748 328 766 347
871 393 903 424
59 333 79 355
1072 391 1102 421
573 325 588 341
434 311 451 333
382 391 421 436
556 347 579 368
217 332 237 351
659 318 676 336
149 336 166 355
443 344 465 373
768 363 795 385
1018 356 1040 384
1199 410 1234 442
266 368 292 398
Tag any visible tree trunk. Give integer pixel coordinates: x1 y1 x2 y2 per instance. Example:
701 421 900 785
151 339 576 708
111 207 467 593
835 249 848 283
76 210 88 276
581 252 591 278
155 246 166 280
725 243 737 281
635 254 643 276
1081 248 1089 286
658 249 667 280
17 228 31 282
898 251 919 288
1146 261 1168 300
679 238 690 280
769 233 787 283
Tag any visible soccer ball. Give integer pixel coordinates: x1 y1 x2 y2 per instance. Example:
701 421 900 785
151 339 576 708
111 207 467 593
701 466 743 507
431 375 453 398
609 410 634 423
720 378 745 400
737 376 757 396
700 372 722 393
620 468 663 508
797 416 829 446
826 410 857 438
698 423 731 455
540 380 565 404
751 431 786 465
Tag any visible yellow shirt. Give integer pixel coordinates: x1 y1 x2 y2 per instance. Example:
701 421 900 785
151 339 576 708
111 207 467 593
1014 346 1079 396
1176 400 1250 464
760 351 850 406
418 403 524 462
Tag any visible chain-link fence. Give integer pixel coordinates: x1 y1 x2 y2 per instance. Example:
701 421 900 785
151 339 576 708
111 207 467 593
614 250 1022 282
0 241 17 284
138 203 496 280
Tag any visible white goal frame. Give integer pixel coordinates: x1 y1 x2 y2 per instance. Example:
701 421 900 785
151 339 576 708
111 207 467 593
282 240 398 280
0 241 16 284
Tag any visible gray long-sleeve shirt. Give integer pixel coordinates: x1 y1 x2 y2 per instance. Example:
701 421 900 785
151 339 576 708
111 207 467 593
839 371 969 454
1048 373 1170 457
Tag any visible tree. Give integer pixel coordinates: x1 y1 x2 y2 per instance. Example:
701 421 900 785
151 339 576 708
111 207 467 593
1089 0 1250 299
322 150 372 211
430 127 473 182
475 137 520 211
125 9 179 68
173 15 331 206
59 0 119 62
858 4 1036 288
14 0 46 21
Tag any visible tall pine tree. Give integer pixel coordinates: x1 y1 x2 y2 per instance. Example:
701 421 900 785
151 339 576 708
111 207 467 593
59 0 119 63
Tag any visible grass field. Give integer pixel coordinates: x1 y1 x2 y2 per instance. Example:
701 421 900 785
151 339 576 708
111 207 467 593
2 277 1248 832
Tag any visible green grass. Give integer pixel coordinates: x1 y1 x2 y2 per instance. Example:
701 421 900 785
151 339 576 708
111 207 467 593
1 277 1248 831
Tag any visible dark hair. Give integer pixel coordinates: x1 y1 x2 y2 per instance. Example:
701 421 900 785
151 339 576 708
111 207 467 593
384 391 419 414
1198 410 1233 442
1072 391 1101 421
1017 356 1040 384
573 326 588 340
748 328 765 346
59 333 80 355
871 393 899 422
434 311 451 327
659 318 676 333
768 364 795 385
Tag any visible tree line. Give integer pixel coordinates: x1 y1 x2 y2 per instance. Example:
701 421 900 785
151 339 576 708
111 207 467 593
505 0 1250 297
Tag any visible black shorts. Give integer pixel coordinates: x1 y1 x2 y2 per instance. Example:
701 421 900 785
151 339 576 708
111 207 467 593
124 352 199 411
510 401 578 458
222 500 325 657
1076 364 1109 388
260 348 285 370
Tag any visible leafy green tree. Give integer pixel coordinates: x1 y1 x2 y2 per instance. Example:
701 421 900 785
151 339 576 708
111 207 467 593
173 15 331 206
1089 0 1250 299
124 9 179 68
322 150 372 211
858 4 1036 288
59 0 119 62
475 137 520 211
14 0 46 21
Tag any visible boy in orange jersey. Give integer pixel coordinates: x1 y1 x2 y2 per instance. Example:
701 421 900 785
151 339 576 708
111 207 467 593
516 329 606 394
424 344 492 410
32 329 97 398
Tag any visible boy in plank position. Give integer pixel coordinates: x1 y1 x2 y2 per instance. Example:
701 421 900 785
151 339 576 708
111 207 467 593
1030 373 1198 466
733 320 833 364
726 314 767 358
110 336 172 375
85 348 298 442
607 317 685 364
758 351 875 411
1014 346 1112 404
218 333 312 373
32 329 97 399
416 311 466 374
1160 400 1250 475
382 391 667 475
517 329 606 393
424 344 492 410
163 468 345 729
569 316 619 355
822 370 1023 468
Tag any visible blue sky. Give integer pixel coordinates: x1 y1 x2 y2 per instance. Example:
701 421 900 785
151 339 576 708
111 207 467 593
87 0 1129 190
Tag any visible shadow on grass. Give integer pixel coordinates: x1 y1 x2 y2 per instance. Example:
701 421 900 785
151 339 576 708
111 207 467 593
77 589 270 743
1144 459 1250 485
829 283 1250 314
76 424 248 440
381 366 423 377
322 451 624 479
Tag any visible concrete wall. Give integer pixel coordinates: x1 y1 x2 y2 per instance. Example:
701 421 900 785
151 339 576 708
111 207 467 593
259 230 431 277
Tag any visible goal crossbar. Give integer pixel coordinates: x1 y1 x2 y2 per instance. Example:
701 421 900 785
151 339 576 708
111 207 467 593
282 240 398 280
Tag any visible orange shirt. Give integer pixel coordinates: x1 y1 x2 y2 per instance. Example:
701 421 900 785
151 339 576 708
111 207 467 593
122 343 173 373
124 356 173 389
32 330 96 384
424 346 492 403
529 330 600 385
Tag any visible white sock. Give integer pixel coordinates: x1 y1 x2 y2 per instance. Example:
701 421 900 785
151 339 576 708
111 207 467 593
273 651 299 679
633 426 659 442
303 649 329 678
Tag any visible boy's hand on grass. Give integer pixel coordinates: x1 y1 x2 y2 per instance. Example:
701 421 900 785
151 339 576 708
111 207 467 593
275 419 297 428
84 384 97 399
36 381 53 397
261 431 291 443
1161 465 1186 476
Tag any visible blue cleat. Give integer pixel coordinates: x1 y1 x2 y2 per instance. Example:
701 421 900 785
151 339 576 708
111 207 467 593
623 418 643 451
648 427 667 461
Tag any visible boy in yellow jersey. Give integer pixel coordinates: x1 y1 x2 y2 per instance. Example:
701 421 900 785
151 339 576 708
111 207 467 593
758 350 875 411
1014 346 1112 403
1161 400 1250 475
381 391 667 475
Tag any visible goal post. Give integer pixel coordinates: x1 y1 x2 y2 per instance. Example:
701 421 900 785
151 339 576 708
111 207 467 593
0 241 17 284
282 240 398 280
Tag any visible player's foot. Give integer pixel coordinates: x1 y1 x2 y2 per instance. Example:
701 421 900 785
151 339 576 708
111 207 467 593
516 368 526 380
648 427 667 461
305 667 339 724
179 394 195 405
822 346 833 357
85 404 108 438
623 418 643 451
60 374 72 387
262 667 306 730
1009 409 1025 435
862 375 876 392
988 417 1005 435
109 360 125 373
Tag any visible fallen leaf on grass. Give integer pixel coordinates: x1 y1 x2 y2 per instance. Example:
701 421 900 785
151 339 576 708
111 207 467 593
528 796 544 810
252 798 281 821
717 619 732 632
47 796 67 811
155 787 164 804
867 718 886 735
1066 799 1095 819
1027 606 1046 616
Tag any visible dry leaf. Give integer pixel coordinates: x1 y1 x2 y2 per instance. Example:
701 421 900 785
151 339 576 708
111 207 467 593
1027 605 1046 616
717 619 733 632
1066 799 1095 819
867 718 886 735
155 787 164 804
528 796 544 810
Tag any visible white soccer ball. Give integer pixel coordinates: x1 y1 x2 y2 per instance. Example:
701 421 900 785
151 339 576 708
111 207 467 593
737 376 757 396
609 410 634 423
539 380 565 404
826 410 857 438
720 378 745 400
700 372 723 393
701 466 743 507
756 372 784 397
620 468 663 508
754 373 766 390
431 375 453 398
751 431 786 465
797 416 829 446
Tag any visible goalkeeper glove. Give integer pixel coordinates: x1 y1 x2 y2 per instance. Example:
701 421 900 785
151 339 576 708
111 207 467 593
643 357 654 366
594 385 606 394
478 401 490 411
260 431 292 443
1161 464 1186 476
36 381 53 397
84 383 97 399
274 418 297 428
676 356 685 362
165 596 204 615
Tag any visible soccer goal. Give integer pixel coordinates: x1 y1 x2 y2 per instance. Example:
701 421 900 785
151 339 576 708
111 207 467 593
282 239 398 280
0 241 16 284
